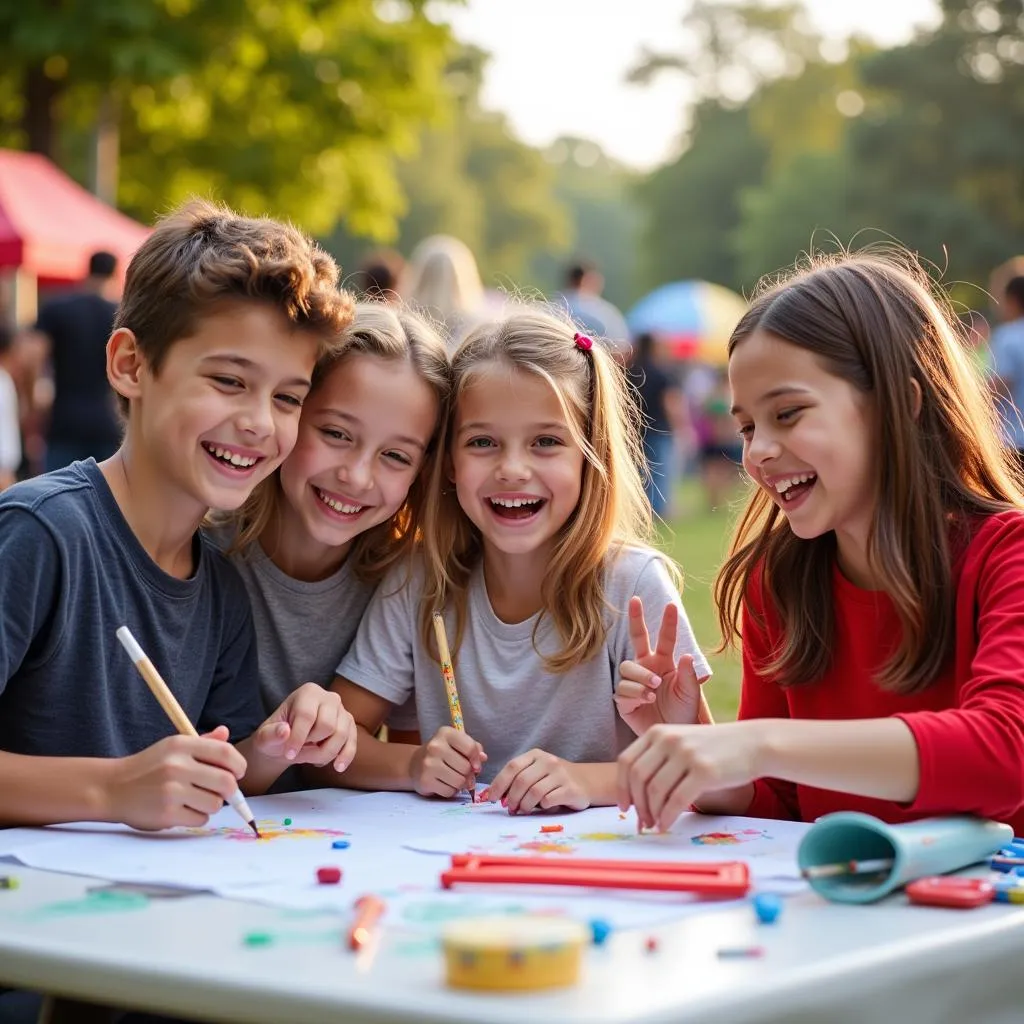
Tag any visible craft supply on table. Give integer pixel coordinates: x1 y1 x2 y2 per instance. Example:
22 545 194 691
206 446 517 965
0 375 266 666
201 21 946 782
717 946 764 959
442 916 588 991
316 867 342 885
753 892 783 923
993 877 1024 904
348 894 386 951
905 876 995 909
0 877 17 890
797 812 1011 904
441 854 750 897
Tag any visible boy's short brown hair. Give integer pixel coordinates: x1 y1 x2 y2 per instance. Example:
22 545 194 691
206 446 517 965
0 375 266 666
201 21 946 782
113 199 354 412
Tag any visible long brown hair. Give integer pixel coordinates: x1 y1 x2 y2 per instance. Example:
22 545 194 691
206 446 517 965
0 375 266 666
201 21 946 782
419 306 659 673
228 302 451 585
715 252 1024 694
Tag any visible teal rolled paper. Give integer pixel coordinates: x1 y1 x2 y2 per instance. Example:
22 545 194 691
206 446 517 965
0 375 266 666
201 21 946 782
797 812 1012 904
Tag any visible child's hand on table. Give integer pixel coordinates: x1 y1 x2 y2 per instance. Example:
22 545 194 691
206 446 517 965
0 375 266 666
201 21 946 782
108 725 246 830
614 597 707 736
252 683 357 772
484 750 589 815
409 726 486 798
617 721 761 831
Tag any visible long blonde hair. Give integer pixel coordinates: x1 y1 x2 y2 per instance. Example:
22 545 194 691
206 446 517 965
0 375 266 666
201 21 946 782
229 302 451 584
715 251 1024 695
420 306 660 672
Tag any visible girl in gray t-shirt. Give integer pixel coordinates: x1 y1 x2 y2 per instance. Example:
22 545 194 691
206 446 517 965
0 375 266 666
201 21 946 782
335 306 711 813
214 303 450 759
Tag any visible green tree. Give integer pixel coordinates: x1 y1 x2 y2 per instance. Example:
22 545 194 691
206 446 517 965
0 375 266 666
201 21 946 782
635 100 767 293
529 137 643 309
848 5 1024 294
328 45 568 288
0 0 455 235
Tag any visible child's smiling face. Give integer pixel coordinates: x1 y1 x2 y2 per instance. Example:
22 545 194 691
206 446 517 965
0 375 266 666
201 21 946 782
729 327 878 580
127 301 319 516
277 352 438 557
451 365 585 560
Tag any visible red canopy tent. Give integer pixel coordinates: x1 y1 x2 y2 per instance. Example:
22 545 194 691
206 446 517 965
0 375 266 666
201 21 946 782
0 148 148 286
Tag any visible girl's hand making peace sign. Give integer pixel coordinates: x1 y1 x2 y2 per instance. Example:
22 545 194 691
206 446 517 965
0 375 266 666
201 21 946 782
614 597 711 736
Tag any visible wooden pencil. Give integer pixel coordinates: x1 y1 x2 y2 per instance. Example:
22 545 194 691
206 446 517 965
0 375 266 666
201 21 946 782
431 612 475 801
116 626 260 838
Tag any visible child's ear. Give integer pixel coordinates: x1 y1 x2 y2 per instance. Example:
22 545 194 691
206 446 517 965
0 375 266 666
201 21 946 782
106 328 146 402
910 377 923 420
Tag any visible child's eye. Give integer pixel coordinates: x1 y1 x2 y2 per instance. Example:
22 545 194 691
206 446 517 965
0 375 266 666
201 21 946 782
535 436 563 448
777 407 803 423
737 424 754 438
466 437 495 449
385 450 413 466
321 428 351 442
211 375 243 389
275 393 303 409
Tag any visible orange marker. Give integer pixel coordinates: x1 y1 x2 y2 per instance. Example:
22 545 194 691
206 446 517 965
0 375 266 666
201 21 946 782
348 895 386 951
540 824 564 834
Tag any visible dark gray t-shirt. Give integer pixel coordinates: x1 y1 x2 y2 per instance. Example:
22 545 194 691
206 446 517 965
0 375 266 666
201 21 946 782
0 460 264 758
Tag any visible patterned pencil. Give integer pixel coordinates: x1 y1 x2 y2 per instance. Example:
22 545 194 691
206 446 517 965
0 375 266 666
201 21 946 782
432 612 474 801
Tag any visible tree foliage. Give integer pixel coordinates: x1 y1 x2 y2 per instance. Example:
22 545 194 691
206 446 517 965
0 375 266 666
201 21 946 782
0 0 456 235
631 0 1024 302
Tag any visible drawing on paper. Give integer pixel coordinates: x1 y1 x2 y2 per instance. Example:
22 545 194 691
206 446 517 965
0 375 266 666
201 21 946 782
691 828 771 846
183 820 349 843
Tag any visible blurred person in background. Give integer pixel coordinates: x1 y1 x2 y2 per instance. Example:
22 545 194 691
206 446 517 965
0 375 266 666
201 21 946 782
627 331 693 520
0 323 21 490
989 275 1024 466
402 235 487 348
356 248 405 304
557 259 630 362
694 367 745 511
32 250 122 471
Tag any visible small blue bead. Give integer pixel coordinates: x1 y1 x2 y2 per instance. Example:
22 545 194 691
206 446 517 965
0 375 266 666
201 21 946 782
753 893 783 924
589 918 612 945
331 839 351 850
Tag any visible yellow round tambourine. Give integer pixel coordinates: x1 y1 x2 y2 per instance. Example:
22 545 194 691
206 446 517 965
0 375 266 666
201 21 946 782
441 916 588 992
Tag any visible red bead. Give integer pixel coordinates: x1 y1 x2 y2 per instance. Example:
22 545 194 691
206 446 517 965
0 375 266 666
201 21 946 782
316 866 342 884
644 936 658 953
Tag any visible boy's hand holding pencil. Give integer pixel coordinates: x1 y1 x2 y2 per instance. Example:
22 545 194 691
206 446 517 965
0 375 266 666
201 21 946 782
106 724 249 831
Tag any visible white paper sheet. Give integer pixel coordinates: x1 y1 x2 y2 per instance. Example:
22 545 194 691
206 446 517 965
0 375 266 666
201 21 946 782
0 791 807 933
403 807 812 882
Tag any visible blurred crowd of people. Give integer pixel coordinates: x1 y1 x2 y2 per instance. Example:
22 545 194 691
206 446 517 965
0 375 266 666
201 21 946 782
4 242 1024 526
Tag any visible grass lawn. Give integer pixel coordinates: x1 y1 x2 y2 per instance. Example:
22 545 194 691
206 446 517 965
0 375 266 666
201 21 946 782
652 481 743 722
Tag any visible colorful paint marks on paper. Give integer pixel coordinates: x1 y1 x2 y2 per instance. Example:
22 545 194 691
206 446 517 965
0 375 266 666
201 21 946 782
184 820 349 843
691 828 771 846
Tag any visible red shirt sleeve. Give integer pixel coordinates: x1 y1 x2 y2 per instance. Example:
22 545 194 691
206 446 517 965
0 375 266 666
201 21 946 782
896 513 1024 822
737 577 802 821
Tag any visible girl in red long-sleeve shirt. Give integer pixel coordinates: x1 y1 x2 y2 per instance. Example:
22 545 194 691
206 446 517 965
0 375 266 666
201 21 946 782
615 253 1024 835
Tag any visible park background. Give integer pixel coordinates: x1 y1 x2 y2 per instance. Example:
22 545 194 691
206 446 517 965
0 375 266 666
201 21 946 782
3 0 1023 720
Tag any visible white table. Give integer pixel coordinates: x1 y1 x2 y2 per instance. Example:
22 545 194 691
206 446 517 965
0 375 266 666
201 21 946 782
1 862 1022 1023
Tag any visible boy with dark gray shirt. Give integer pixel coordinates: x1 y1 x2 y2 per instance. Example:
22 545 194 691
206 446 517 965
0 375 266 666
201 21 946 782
0 199 359 832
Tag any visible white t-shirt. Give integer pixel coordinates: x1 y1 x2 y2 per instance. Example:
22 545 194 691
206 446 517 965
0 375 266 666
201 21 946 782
338 545 711 782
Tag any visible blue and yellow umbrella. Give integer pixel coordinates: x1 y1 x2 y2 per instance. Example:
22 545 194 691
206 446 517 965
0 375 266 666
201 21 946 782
626 280 748 366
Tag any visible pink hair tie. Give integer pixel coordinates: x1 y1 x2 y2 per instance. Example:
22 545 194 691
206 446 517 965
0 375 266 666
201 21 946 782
574 332 593 352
